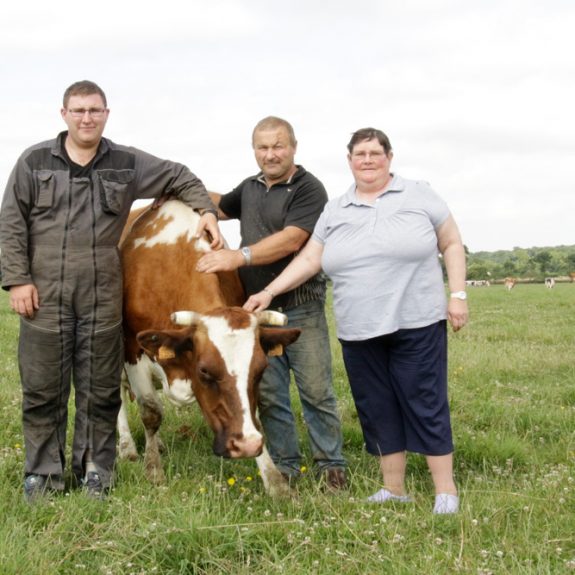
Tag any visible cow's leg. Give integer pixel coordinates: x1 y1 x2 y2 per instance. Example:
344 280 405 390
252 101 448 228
256 445 291 497
124 357 166 485
139 395 165 484
117 375 138 461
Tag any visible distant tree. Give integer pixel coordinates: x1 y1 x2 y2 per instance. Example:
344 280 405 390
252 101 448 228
533 250 552 276
502 259 517 277
467 244 575 280
467 261 490 280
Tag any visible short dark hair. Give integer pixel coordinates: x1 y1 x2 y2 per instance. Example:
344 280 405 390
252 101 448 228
252 116 297 147
347 128 392 154
63 80 107 108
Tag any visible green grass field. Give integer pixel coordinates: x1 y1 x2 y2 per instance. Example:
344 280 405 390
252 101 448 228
0 284 573 574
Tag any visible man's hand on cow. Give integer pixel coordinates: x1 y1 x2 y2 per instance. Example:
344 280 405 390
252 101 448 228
447 299 469 332
196 249 244 273
196 212 224 250
9 283 39 318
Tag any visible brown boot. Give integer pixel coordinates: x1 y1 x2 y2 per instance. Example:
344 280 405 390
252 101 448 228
324 467 347 491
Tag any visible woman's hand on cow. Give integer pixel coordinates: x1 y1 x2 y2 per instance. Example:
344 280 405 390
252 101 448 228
243 290 273 313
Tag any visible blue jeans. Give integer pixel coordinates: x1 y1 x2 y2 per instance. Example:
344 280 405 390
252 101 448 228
258 300 346 477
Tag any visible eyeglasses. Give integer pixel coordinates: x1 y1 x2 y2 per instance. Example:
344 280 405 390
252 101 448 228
68 108 107 118
351 151 386 160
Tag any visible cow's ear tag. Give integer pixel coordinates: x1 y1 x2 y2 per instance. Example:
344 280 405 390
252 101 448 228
158 345 176 360
267 344 283 357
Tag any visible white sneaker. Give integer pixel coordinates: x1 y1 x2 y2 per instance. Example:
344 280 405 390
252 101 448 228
367 488 413 503
433 493 459 514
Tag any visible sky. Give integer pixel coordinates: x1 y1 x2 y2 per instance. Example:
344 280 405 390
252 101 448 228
1 0 574 253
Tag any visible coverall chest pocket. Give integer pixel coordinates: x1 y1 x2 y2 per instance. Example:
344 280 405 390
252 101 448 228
98 169 135 215
35 170 55 209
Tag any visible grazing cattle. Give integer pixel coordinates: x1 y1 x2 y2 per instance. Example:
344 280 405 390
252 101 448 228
117 200 300 495
466 280 490 287
545 277 555 289
504 277 516 291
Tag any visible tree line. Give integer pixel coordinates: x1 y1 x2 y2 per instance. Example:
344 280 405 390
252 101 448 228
464 244 575 281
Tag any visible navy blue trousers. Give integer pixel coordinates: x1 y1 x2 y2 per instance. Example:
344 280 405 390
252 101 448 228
340 320 453 456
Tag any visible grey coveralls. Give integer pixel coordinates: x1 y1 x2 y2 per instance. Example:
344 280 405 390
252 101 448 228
0 131 214 489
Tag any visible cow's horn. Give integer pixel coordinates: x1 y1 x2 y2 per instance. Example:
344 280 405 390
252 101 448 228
171 310 201 326
256 310 288 326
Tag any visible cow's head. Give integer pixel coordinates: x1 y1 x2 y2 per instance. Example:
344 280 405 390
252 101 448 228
136 307 300 459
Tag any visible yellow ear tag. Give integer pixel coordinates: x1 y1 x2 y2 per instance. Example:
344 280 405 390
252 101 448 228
158 345 176 360
268 344 283 357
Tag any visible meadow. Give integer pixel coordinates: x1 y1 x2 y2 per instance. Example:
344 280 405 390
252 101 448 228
0 284 573 574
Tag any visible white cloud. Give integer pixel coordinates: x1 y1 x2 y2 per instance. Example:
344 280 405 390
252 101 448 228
0 1 260 49
1 0 574 252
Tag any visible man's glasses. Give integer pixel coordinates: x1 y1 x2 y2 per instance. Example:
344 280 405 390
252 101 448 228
68 108 107 119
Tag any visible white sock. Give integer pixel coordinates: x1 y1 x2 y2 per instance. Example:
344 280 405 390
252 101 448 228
433 493 459 514
367 488 412 503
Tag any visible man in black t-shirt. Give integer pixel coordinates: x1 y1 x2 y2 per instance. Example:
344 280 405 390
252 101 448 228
196 117 346 489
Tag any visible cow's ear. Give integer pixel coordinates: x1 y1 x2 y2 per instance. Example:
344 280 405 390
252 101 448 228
137 328 195 361
259 327 301 356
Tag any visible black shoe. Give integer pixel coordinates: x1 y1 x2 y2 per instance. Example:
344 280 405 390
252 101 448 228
23 474 49 503
324 467 347 491
83 471 107 500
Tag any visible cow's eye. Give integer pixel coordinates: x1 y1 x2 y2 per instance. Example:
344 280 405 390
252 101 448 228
198 366 219 387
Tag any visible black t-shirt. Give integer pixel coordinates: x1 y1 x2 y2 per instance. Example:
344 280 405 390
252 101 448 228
60 142 97 178
219 166 328 310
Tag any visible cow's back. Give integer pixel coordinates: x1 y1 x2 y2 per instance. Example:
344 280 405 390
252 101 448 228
121 200 244 362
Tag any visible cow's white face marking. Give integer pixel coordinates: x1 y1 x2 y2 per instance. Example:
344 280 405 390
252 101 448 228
132 202 211 252
201 314 261 438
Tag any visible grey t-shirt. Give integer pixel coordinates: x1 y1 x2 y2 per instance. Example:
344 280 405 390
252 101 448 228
313 174 450 341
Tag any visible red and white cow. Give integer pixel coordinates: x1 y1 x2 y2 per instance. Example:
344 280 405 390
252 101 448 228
545 277 555 289
117 200 300 495
504 277 517 291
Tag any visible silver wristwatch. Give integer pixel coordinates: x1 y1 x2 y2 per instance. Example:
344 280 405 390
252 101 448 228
241 246 252 266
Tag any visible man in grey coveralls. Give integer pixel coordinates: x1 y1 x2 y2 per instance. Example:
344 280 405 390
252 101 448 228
0 80 222 500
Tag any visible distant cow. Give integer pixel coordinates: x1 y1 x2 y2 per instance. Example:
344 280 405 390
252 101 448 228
569 272 575 283
504 277 517 291
545 277 555 289
117 200 300 495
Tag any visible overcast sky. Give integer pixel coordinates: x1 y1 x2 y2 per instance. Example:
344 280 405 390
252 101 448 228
1 0 573 252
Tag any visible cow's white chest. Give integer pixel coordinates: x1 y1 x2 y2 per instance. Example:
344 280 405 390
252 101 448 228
163 375 196 406
127 354 196 407
150 361 195 406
